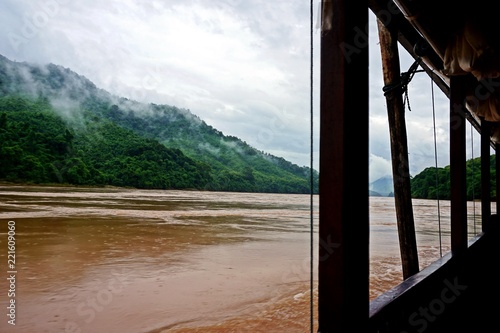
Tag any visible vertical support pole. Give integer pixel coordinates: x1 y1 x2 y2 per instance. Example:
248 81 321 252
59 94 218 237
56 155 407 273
376 18 419 279
449 76 468 254
318 0 369 332
480 118 491 231
496 143 500 214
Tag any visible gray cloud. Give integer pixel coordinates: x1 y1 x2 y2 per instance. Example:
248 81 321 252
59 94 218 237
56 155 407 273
0 0 319 171
0 1 479 178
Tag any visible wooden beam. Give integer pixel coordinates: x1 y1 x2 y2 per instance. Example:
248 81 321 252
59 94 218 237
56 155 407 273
376 18 419 279
369 0 484 137
368 0 449 99
497 143 500 214
481 118 491 231
449 76 468 254
318 0 369 331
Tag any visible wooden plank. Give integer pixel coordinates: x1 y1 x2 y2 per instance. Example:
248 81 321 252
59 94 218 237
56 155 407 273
369 228 500 332
449 76 468 254
376 17 419 279
497 143 500 214
481 118 491 231
318 0 369 331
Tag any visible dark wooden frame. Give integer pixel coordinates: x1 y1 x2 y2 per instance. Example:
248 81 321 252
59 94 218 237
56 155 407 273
318 1 500 332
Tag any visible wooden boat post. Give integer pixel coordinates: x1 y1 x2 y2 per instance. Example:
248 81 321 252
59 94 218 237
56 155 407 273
376 18 419 279
497 143 500 213
449 76 468 254
318 0 369 331
480 117 491 231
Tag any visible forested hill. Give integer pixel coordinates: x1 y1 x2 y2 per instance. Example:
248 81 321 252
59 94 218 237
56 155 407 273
410 155 496 200
0 54 318 193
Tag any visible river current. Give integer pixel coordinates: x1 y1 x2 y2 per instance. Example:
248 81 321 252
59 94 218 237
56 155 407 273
0 185 488 332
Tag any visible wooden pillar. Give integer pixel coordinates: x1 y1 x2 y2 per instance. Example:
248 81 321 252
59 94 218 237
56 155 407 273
496 143 500 214
449 76 468 254
318 0 369 332
376 18 419 279
480 118 491 231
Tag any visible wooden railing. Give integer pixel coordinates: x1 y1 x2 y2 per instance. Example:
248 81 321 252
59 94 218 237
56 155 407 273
368 217 500 332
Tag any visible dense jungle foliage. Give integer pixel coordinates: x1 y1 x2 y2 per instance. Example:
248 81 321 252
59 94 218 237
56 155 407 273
0 96 212 189
0 55 318 193
410 155 496 200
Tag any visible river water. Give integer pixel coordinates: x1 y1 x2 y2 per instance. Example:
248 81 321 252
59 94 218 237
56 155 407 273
0 185 489 333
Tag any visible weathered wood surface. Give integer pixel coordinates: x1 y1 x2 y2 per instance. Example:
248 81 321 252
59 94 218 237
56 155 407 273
377 18 420 280
318 0 369 331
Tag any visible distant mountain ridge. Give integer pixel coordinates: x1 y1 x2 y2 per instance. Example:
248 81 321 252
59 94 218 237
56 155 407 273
369 176 394 197
0 54 318 193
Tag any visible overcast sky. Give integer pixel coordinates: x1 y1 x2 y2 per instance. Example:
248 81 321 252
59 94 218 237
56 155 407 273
0 1 484 182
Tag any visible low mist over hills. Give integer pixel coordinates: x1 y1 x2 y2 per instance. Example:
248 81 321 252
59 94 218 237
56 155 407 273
0 54 318 193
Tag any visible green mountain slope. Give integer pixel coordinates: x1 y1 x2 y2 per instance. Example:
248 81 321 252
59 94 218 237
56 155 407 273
0 54 317 193
0 96 211 189
410 155 496 200
91 101 317 193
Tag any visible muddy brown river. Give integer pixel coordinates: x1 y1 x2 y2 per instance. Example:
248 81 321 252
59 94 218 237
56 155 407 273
0 185 487 332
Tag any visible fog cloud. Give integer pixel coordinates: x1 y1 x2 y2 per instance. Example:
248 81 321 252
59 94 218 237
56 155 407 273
0 1 484 179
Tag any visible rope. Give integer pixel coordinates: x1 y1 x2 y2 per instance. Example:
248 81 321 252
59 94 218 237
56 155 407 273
430 75 443 257
383 58 423 112
309 0 314 331
384 58 445 257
